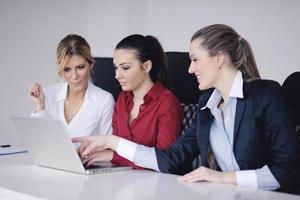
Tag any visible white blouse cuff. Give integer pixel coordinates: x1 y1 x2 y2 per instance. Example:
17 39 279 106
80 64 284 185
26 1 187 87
116 138 137 162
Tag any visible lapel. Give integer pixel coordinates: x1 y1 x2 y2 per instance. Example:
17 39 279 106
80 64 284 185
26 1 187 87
233 82 249 149
198 108 214 166
233 99 246 143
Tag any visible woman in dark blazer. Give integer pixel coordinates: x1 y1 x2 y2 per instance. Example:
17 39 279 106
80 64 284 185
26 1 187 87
74 24 300 193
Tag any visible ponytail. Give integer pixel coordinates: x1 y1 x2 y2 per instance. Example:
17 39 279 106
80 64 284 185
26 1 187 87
237 37 260 80
145 35 169 88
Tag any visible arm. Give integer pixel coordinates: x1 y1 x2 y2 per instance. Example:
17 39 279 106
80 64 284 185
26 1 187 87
28 83 45 112
74 100 197 172
111 94 184 168
155 116 199 175
155 95 183 149
258 82 300 192
97 94 115 135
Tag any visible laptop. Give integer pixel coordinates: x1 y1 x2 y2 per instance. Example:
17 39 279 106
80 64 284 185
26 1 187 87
11 115 133 174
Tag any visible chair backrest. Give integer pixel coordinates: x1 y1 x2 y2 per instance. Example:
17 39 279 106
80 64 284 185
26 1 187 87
92 52 202 134
282 72 300 126
92 57 121 100
166 52 201 104
166 52 202 134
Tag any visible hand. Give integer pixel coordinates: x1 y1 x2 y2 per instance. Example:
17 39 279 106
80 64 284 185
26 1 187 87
82 150 114 166
177 166 236 185
27 83 45 111
72 135 119 159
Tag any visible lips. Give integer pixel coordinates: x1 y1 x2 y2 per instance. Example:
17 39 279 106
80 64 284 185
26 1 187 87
196 75 202 81
70 81 83 87
119 82 126 86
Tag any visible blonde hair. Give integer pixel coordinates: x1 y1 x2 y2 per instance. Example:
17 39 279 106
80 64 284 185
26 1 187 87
56 34 95 77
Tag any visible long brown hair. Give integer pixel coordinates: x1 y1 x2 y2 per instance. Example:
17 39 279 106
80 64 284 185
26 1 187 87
191 24 260 80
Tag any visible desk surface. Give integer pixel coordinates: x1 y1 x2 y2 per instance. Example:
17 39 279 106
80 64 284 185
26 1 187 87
0 153 299 200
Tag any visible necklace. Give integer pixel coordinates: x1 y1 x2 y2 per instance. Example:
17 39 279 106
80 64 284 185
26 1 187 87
64 99 83 122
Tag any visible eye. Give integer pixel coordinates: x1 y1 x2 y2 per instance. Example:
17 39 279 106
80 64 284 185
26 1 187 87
63 67 71 72
76 65 86 70
120 64 130 70
190 58 198 62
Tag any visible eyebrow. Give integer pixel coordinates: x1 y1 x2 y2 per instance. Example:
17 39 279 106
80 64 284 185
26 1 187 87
113 62 131 67
64 64 85 68
118 62 131 66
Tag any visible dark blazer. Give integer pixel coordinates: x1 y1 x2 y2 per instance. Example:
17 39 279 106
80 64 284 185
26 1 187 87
156 79 300 193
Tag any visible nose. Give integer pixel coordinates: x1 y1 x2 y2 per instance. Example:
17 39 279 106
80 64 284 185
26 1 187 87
71 69 79 79
188 62 195 74
115 68 122 80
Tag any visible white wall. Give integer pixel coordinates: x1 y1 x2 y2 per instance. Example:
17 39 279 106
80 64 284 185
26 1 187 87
1 0 300 145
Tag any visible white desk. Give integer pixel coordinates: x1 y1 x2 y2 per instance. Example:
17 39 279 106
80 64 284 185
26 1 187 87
0 153 299 200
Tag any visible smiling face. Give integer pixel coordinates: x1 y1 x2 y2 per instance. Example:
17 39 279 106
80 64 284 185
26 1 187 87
113 49 151 92
188 39 221 90
61 55 92 92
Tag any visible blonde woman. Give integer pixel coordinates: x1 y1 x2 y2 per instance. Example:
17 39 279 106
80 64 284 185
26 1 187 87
28 34 114 138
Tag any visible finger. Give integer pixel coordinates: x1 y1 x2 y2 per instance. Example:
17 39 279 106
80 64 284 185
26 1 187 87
87 157 100 166
28 87 36 96
180 168 202 179
82 142 98 157
178 169 205 182
72 137 88 143
82 157 89 164
86 151 108 165
184 176 206 183
79 141 89 155
34 82 42 89
177 173 205 183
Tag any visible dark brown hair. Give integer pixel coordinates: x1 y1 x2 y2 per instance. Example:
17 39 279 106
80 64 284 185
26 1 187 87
115 34 169 88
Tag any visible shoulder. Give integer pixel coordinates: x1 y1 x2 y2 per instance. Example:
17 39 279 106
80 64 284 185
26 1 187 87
158 88 181 107
246 79 281 90
244 79 282 98
89 83 115 105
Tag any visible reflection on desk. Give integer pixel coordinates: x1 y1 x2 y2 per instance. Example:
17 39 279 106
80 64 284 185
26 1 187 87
0 154 299 200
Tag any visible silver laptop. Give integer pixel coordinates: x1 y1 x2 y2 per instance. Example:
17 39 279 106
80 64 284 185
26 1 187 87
11 115 133 174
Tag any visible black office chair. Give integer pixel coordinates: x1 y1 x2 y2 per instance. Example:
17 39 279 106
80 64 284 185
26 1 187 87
282 71 300 140
166 52 202 134
92 57 121 100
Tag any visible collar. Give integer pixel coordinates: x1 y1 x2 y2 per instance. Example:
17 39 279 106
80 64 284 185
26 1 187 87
124 81 165 102
145 81 165 101
56 81 94 102
201 71 244 110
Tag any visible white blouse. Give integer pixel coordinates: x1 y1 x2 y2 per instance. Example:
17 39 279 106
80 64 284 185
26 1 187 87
31 81 115 138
